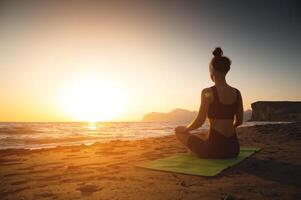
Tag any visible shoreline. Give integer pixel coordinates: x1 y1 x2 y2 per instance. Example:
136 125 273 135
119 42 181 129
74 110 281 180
0 121 292 151
0 122 300 200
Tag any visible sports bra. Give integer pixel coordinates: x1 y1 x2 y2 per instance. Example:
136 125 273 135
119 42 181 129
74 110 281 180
207 86 240 120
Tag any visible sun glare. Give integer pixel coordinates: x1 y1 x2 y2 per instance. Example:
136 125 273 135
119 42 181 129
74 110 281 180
59 78 127 122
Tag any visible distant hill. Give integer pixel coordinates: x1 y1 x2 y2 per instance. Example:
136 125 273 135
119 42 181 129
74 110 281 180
142 109 198 122
142 108 253 122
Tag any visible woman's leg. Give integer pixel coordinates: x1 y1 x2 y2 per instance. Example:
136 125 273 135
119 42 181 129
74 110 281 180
175 130 191 147
175 130 211 157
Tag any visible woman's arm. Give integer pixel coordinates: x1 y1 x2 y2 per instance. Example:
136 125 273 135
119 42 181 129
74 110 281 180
185 89 211 131
234 90 244 128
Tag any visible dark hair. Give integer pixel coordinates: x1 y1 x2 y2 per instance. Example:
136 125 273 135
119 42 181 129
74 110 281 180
210 47 231 74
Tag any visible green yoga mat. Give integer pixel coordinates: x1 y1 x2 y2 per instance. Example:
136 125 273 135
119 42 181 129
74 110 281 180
137 147 260 176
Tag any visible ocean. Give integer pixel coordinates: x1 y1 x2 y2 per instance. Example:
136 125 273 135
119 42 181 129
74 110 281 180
0 121 290 150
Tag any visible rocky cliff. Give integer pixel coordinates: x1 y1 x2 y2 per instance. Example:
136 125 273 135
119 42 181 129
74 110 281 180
251 101 301 122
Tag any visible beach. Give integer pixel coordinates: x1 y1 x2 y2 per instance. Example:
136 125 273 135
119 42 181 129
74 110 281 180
0 123 300 200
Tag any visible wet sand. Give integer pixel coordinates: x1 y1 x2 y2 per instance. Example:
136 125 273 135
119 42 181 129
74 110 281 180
0 123 300 200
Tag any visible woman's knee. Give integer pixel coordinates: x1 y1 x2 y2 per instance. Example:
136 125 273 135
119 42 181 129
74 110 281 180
175 130 186 139
174 128 185 137
175 131 191 145
174 126 188 134
174 131 181 140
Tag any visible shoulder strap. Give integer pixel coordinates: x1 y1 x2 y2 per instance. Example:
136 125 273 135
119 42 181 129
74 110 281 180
211 86 219 103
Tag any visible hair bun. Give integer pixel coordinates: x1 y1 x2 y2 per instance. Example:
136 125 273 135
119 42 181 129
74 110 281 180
212 47 223 57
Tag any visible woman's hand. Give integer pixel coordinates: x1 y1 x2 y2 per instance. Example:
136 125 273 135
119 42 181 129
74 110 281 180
174 126 188 133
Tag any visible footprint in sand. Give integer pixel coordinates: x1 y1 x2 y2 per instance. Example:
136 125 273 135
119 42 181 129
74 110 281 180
1 162 23 166
11 179 32 185
97 151 126 156
35 191 57 198
76 184 102 196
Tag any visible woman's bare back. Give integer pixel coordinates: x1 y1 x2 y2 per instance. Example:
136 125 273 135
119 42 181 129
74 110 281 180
209 85 243 136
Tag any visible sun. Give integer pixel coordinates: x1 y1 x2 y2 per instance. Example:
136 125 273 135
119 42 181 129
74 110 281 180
59 78 127 122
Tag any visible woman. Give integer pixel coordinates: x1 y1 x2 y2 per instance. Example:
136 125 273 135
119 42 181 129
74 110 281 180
175 47 243 158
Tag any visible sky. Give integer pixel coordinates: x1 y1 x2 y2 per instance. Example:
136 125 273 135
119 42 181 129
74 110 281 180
0 1 300 122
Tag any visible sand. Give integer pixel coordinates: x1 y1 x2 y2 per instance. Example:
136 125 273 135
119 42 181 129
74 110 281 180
0 123 300 200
